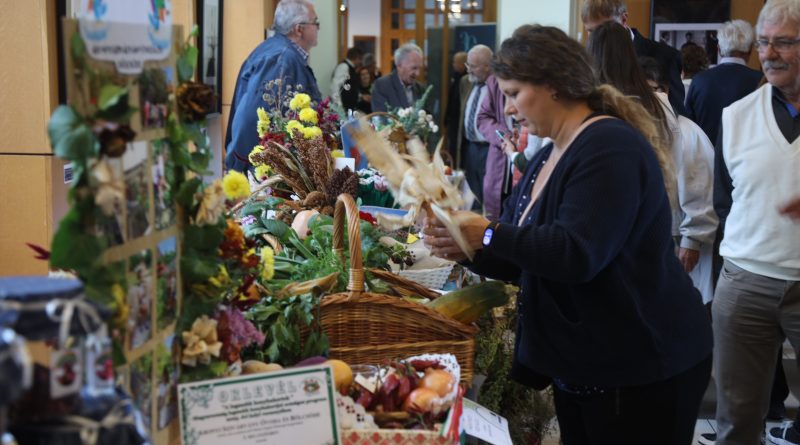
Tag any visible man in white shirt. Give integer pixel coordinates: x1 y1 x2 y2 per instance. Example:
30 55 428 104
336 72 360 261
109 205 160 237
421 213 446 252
711 2 800 444
330 47 364 112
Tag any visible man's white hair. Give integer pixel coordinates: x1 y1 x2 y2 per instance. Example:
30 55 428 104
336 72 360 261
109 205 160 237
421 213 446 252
393 43 423 67
718 20 755 56
757 0 800 36
467 44 493 60
273 0 313 35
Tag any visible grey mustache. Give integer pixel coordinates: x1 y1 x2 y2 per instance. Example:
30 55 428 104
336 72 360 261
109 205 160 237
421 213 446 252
763 61 790 70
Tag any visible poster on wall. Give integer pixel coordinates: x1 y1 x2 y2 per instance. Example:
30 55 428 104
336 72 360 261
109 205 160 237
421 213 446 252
58 2 186 440
654 23 722 65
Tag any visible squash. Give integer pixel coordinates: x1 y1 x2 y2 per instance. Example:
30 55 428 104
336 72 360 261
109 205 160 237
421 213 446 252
291 209 319 239
425 281 509 324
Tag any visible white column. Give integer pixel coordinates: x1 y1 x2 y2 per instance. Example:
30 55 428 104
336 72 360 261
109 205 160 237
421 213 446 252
497 0 576 43
309 0 339 99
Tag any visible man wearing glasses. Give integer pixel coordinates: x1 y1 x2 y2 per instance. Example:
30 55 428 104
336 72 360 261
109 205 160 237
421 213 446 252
225 0 322 172
711 1 800 444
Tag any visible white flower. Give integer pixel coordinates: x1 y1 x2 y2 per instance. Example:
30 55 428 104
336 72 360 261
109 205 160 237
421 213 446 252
431 124 439 133
398 108 409 118
418 110 426 118
425 114 433 122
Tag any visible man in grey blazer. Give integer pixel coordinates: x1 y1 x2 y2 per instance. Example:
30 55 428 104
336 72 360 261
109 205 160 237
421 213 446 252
371 43 429 112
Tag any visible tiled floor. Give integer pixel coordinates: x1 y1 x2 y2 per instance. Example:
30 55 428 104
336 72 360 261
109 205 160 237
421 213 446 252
542 341 800 444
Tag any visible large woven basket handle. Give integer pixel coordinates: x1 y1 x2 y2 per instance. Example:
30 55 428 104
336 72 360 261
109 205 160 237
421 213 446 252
332 193 365 294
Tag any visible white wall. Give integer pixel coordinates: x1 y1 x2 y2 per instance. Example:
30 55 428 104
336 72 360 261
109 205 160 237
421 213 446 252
347 0 381 63
309 0 339 98
497 0 575 42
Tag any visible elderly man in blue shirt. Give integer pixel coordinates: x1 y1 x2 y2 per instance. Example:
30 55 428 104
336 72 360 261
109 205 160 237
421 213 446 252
225 0 322 171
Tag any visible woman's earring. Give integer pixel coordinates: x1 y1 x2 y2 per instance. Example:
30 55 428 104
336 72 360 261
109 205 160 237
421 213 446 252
551 93 559 101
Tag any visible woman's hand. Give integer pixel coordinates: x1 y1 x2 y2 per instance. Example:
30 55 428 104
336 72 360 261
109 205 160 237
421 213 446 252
423 211 490 262
501 137 517 156
678 247 699 273
779 196 800 223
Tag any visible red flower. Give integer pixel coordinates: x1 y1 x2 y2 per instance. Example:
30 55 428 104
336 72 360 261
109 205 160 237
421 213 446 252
358 211 376 225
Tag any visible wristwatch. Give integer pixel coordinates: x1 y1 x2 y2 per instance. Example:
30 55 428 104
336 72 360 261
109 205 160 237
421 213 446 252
482 222 499 248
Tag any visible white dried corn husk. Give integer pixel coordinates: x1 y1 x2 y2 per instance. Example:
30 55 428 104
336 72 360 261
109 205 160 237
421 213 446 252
348 120 474 260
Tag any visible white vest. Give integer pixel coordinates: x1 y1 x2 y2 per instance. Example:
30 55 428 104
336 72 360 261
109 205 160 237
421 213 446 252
720 84 800 280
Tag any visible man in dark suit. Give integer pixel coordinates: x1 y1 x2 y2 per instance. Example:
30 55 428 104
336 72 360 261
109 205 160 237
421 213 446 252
686 19 763 144
582 0 687 115
371 43 429 112
331 47 363 113
445 51 468 164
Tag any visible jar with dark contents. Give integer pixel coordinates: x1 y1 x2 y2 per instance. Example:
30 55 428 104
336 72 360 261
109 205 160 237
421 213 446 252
0 277 105 422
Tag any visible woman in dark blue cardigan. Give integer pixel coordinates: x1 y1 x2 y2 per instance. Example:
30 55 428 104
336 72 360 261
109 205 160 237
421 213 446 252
424 25 712 445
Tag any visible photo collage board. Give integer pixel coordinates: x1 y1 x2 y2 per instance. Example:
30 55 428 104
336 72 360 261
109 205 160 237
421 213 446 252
62 18 185 444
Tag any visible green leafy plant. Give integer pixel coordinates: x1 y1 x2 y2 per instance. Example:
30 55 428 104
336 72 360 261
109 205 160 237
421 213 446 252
474 293 556 444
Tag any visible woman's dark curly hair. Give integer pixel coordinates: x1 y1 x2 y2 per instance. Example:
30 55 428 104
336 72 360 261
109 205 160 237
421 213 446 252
490 24 677 204
491 25 597 101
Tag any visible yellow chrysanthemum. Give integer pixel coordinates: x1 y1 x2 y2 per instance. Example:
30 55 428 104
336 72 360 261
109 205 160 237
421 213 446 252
222 170 250 200
208 265 231 288
254 164 272 180
301 126 323 139
298 107 319 124
260 247 275 281
111 284 128 327
286 119 304 138
257 121 270 138
330 149 344 158
289 93 312 111
257 107 270 124
249 145 265 166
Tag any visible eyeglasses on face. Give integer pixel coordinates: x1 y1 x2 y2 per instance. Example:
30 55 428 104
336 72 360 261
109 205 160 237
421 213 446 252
464 62 486 69
299 19 320 29
755 38 800 53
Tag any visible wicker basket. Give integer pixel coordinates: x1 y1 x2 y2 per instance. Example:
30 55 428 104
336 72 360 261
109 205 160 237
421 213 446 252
319 194 477 384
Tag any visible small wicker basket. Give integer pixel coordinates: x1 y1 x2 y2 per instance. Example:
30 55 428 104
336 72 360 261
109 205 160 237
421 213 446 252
398 264 455 290
318 194 477 384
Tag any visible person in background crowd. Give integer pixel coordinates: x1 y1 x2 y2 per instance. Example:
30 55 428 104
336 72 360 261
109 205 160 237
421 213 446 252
331 46 364 113
362 52 382 81
225 0 321 171
458 44 493 210
500 125 549 187
639 55 718 306
445 51 469 165
588 21 718 305
371 43 429 112
686 19 763 145
355 66 373 114
681 44 710 96
476 51 513 220
711 1 800 444
424 25 712 445
582 0 687 115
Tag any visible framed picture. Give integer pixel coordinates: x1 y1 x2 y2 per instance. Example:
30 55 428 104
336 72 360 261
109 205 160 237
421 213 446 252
197 0 223 113
654 23 722 65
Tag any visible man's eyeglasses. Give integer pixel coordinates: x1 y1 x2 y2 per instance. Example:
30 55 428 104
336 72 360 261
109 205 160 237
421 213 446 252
755 38 800 53
299 19 320 29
